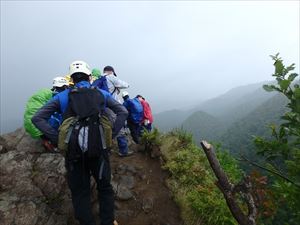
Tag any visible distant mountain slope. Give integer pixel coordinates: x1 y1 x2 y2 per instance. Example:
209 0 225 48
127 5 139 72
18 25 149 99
154 109 191 132
155 81 275 132
193 81 276 126
219 93 289 157
181 111 224 143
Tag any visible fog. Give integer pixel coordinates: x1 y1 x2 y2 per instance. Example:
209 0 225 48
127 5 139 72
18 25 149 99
1 1 299 134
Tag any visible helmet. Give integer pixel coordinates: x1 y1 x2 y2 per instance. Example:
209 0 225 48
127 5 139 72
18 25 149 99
122 91 129 98
69 60 91 76
64 74 74 86
92 68 101 79
53 77 68 88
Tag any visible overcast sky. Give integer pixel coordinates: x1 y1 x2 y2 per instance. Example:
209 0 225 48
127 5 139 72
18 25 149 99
1 1 299 133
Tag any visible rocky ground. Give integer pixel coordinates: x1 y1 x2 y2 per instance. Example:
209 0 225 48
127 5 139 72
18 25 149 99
0 128 183 225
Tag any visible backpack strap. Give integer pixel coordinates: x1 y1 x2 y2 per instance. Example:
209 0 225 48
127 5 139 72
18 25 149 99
64 117 79 144
99 123 107 149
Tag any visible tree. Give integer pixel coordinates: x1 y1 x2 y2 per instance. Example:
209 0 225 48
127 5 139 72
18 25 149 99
254 53 300 223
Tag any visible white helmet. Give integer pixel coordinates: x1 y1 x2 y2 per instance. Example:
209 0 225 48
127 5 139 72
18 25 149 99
122 91 129 98
69 60 91 76
53 77 68 88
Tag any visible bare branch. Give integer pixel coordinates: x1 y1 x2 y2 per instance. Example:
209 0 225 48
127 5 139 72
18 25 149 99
201 141 257 225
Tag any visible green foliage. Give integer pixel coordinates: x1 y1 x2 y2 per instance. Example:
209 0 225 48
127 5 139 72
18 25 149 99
140 127 162 154
161 134 243 225
254 53 300 224
140 127 162 147
170 127 194 146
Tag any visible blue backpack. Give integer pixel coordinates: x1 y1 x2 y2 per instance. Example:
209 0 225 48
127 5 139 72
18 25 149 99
48 112 63 130
92 76 110 92
125 98 143 124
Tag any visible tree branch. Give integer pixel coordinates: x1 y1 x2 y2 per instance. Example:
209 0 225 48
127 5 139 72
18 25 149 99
238 155 300 188
201 141 257 225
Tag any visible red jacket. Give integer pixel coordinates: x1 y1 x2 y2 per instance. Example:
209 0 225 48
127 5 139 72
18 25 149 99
140 99 153 123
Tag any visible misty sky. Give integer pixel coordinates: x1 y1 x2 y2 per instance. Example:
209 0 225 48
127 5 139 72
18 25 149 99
1 1 299 134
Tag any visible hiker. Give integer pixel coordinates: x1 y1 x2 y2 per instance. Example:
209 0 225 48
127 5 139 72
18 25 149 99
122 91 144 144
93 66 129 102
24 76 69 151
32 60 127 225
91 68 101 83
136 94 154 132
93 66 132 157
65 74 74 87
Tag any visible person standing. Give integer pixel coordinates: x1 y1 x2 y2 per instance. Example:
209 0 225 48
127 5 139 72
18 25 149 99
136 94 154 132
102 66 129 102
122 92 144 144
24 76 69 151
32 61 127 225
94 66 133 157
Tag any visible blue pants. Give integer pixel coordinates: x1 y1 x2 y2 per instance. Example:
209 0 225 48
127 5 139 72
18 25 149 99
117 135 128 155
143 123 152 132
127 120 142 144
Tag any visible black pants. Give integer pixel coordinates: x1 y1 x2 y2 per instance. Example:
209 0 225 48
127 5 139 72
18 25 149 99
65 155 114 225
127 120 141 144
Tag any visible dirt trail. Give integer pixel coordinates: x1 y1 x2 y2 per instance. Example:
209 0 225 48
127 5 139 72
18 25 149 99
110 148 183 225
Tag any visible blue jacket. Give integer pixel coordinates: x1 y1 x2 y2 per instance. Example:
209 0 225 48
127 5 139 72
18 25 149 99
123 97 143 124
32 81 128 145
47 92 63 130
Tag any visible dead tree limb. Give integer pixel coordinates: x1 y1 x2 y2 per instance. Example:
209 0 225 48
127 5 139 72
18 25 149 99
200 141 257 225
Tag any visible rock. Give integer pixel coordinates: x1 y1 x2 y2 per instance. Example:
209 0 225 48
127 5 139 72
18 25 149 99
16 133 44 153
116 164 127 175
111 180 119 193
2 128 25 149
119 175 135 189
0 130 77 225
0 136 7 154
142 197 154 214
14 201 39 225
116 186 134 201
0 150 33 179
115 209 135 217
126 165 137 174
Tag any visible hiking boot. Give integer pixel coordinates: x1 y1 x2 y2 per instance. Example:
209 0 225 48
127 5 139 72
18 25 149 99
118 150 134 157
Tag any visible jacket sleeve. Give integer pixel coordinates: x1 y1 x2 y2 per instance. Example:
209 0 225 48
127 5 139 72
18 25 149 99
31 99 60 145
105 96 128 138
107 75 129 89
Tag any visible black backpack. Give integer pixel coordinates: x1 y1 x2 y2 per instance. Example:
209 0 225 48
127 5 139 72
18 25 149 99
61 87 108 161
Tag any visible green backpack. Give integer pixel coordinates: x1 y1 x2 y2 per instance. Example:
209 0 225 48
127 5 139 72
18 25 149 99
24 89 53 138
58 115 112 153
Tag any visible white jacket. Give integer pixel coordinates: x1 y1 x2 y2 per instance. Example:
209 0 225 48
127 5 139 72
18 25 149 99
106 74 129 103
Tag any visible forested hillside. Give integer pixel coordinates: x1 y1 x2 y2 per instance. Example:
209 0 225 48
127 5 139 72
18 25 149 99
181 111 225 142
219 93 288 159
155 81 276 133
154 109 191 132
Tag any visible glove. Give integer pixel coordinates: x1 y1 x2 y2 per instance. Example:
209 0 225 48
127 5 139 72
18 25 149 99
42 139 59 153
